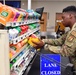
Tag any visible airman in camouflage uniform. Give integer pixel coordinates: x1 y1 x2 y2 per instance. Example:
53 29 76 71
32 6 76 70
42 23 76 70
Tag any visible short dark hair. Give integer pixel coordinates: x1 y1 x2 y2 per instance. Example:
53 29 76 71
62 6 76 13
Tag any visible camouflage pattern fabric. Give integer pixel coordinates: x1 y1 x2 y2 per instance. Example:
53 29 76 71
42 23 76 70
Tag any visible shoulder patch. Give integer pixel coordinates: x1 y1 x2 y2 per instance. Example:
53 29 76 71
67 35 74 42
71 30 76 37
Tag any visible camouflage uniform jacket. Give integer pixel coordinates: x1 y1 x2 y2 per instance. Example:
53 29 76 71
43 23 76 70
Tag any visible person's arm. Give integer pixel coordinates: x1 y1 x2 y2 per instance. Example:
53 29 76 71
32 32 68 49
42 32 68 46
44 30 76 57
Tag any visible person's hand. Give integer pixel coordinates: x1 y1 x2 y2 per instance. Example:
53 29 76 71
32 38 44 49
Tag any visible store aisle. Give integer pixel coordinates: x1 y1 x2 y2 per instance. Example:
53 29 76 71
23 49 52 75
23 54 40 75
27 54 40 75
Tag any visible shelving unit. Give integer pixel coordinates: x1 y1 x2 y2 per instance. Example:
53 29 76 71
0 0 41 75
10 44 28 61
0 16 40 75
10 27 40 44
6 20 39 27
0 20 40 75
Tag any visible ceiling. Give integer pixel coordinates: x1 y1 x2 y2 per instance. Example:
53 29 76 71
0 0 76 1
32 0 76 1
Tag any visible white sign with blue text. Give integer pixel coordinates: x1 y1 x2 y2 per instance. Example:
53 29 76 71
40 54 61 75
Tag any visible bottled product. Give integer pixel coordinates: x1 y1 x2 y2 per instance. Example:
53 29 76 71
20 25 29 35
15 52 23 61
10 49 16 55
10 41 22 53
0 4 13 25
16 42 22 52
7 6 20 22
28 34 40 47
17 8 29 20
13 29 19 37
9 29 19 40
14 26 21 35
17 12 23 22
10 63 13 69
10 70 17 75
12 12 20 22
26 9 34 19
29 24 36 29
9 52 13 59
12 58 16 64
20 38 28 46
9 29 15 39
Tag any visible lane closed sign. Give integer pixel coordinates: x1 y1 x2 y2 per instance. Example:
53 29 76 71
40 54 61 75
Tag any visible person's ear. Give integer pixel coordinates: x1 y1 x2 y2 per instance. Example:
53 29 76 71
69 14 73 19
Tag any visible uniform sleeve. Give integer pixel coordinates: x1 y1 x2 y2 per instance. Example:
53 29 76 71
42 32 68 46
44 30 76 57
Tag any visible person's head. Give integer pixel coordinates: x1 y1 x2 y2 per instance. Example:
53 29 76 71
62 5 76 28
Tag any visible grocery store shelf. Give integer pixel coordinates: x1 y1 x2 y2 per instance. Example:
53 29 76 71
0 4 41 75
12 49 30 69
6 20 39 27
10 44 28 61
18 52 36 75
28 27 40 36
18 62 27 75
10 27 39 44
